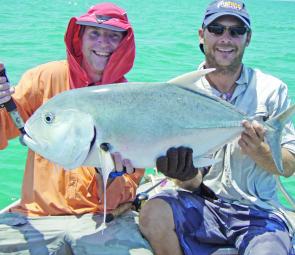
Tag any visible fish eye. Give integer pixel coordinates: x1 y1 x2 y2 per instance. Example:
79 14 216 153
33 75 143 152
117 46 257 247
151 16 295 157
44 112 55 124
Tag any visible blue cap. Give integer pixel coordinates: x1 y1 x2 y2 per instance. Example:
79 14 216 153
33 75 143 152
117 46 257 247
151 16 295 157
202 0 251 29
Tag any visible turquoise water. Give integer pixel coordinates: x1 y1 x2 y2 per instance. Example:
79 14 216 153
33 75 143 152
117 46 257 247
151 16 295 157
0 0 295 208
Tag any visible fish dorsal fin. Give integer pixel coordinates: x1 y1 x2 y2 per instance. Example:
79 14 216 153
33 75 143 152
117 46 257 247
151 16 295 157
167 68 215 90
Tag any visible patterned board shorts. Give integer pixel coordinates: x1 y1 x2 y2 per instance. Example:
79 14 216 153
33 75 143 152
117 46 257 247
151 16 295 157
155 189 294 255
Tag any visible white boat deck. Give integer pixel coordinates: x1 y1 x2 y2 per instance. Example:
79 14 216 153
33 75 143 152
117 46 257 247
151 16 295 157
1 172 294 255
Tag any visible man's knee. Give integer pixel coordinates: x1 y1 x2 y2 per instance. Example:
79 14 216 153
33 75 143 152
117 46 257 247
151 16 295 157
139 198 174 238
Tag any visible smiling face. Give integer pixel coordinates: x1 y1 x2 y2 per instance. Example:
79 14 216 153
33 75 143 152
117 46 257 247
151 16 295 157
81 26 125 82
199 15 251 73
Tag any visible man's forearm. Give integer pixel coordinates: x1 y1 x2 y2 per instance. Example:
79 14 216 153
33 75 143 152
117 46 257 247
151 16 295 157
252 144 295 177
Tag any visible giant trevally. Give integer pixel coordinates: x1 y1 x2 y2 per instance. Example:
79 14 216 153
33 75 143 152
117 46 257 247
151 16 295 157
23 69 295 174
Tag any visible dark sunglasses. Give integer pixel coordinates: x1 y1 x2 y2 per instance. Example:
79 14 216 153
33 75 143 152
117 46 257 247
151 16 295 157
206 24 249 38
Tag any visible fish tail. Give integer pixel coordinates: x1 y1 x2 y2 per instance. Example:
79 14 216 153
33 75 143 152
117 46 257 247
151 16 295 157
265 104 295 174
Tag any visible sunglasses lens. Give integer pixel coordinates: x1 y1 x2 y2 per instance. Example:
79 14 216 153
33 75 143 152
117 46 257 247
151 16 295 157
230 27 248 37
207 25 224 35
207 24 248 37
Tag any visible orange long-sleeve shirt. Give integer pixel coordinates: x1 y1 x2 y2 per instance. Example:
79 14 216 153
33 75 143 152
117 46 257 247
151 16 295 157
0 61 143 216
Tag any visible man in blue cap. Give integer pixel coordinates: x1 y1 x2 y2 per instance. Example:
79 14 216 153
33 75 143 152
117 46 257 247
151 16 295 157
139 1 295 254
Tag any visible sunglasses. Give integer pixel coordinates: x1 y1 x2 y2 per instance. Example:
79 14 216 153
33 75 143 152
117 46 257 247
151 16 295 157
206 24 249 38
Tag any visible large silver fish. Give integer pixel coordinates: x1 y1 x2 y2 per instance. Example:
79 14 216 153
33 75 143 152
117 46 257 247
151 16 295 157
23 69 295 173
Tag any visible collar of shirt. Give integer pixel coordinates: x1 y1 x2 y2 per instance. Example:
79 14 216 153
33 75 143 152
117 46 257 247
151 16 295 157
196 62 251 103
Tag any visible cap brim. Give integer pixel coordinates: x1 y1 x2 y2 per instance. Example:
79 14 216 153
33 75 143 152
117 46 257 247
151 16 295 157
203 12 250 29
76 21 126 32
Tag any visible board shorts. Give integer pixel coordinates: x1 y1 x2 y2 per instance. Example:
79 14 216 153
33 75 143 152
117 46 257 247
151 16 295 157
155 189 294 255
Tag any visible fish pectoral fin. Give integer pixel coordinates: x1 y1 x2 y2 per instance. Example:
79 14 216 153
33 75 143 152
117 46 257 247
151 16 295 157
167 68 215 87
83 142 115 173
82 142 102 167
193 156 221 168
98 146 115 173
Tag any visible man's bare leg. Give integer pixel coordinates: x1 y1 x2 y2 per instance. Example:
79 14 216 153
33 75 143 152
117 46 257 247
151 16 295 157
139 198 183 255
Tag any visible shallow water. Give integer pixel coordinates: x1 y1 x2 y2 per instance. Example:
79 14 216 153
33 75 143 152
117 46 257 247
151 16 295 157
0 0 294 208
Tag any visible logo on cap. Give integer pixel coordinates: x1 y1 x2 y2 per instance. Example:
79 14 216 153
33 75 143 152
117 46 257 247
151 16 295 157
217 1 242 10
95 15 111 24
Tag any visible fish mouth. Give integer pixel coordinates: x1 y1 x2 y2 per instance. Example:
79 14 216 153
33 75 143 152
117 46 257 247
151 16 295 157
22 133 40 149
22 133 37 147
23 126 96 153
22 126 34 146
22 126 48 150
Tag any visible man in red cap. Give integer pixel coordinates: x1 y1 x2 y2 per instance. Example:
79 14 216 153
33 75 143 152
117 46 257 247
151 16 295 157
0 3 152 254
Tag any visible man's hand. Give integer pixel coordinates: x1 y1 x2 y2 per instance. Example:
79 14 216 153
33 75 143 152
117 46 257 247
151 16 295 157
0 64 14 105
238 120 268 159
156 147 199 181
99 142 135 178
112 152 135 174
237 120 295 176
